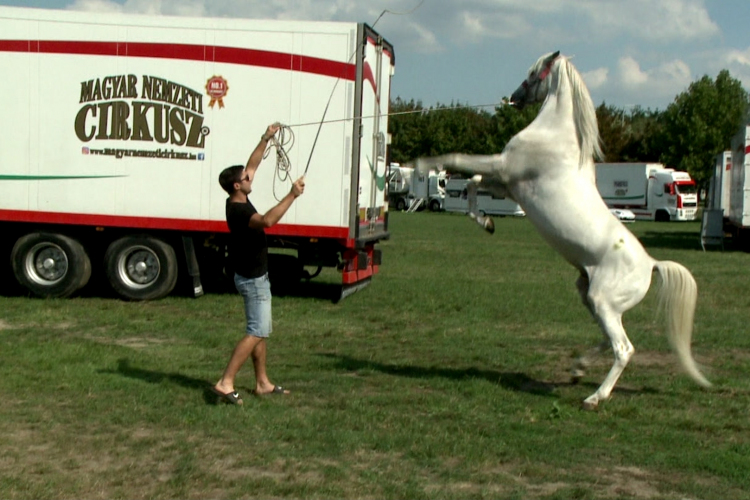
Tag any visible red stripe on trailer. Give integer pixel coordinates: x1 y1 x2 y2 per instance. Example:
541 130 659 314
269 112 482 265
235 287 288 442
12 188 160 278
266 223 349 240
0 209 349 238
0 40 356 81
363 61 377 95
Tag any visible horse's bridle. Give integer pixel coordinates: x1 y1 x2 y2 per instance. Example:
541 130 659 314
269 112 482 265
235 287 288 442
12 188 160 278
510 52 560 109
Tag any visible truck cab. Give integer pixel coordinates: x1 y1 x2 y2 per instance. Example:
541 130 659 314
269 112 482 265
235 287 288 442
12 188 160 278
649 170 698 221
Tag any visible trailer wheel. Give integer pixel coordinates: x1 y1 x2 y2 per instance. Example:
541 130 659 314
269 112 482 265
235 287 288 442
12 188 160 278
11 233 91 298
395 198 406 211
268 254 303 294
105 236 178 300
429 199 442 212
655 210 670 222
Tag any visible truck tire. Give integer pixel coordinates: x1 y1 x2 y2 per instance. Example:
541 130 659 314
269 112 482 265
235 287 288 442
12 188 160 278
11 233 91 298
396 198 406 211
429 199 441 212
268 253 303 294
655 210 670 222
105 236 178 300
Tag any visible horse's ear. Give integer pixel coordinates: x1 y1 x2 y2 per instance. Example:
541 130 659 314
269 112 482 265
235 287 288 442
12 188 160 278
550 50 560 60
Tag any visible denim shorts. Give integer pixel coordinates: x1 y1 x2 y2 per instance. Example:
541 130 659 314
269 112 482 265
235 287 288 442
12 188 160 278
234 273 272 337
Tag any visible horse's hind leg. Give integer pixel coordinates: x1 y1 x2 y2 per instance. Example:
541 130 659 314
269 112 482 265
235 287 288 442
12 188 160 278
571 273 609 382
583 307 634 410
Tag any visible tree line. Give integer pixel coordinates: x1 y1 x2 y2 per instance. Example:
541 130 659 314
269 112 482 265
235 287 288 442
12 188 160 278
388 70 749 192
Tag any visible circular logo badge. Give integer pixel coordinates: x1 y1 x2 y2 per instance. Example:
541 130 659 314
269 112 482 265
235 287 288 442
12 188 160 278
205 76 228 108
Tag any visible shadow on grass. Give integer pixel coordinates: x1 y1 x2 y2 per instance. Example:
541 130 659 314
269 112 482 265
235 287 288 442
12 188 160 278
270 281 348 303
638 230 703 251
99 358 224 405
321 354 656 398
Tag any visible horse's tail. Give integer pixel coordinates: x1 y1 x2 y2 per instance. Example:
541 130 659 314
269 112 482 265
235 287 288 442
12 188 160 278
653 260 711 388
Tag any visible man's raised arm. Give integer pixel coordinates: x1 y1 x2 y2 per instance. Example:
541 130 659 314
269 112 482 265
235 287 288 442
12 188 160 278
245 123 280 175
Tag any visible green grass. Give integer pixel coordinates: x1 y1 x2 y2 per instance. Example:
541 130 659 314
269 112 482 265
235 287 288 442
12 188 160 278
1 213 749 499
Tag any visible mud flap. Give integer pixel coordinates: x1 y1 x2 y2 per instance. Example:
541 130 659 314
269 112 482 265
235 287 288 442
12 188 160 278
182 236 204 298
335 277 372 303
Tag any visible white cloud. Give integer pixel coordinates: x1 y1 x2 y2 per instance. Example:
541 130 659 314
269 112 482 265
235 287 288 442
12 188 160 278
67 0 206 16
615 56 691 92
617 57 649 88
702 47 750 94
66 0 123 13
582 67 608 90
580 0 719 42
593 56 693 106
400 20 444 54
383 0 720 48
724 48 750 67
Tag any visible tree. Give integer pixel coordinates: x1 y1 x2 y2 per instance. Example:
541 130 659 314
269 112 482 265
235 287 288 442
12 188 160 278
597 104 663 162
657 70 749 190
389 99 495 163
596 103 628 161
488 102 539 152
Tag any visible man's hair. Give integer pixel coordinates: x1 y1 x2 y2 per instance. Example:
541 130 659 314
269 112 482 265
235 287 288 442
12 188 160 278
219 165 244 195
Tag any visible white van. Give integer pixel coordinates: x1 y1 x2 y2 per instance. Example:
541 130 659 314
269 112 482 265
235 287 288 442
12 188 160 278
444 178 525 217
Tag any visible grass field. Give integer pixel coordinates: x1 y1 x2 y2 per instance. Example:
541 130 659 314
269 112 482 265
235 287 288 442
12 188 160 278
1 212 749 499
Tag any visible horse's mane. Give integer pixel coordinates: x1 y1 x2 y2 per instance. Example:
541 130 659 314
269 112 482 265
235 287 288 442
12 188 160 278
540 55 604 167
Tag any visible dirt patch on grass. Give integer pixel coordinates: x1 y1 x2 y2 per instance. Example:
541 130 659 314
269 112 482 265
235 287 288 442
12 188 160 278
0 319 76 331
81 334 178 349
602 466 662 498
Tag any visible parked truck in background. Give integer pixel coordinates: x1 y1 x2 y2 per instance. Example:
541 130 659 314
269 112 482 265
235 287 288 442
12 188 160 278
595 163 698 221
386 163 413 211
386 163 445 212
0 6 394 301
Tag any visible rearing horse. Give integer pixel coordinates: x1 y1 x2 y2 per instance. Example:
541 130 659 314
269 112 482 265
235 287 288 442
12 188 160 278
414 51 710 409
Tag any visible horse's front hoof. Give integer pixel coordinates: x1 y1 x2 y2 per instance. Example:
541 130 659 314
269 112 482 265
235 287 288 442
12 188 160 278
582 399 598 411
483 217 495 235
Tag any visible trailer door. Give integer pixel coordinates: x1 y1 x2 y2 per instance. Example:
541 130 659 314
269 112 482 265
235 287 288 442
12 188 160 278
349 25 393 243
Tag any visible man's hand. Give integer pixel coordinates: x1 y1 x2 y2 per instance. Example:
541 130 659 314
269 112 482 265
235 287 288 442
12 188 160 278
263 123 281 141
291 176 305 198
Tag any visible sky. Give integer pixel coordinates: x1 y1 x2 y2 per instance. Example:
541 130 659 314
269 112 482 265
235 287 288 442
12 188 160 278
2 0 750 112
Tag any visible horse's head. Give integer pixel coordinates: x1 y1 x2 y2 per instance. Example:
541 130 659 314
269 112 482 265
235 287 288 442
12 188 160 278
509 51 560 109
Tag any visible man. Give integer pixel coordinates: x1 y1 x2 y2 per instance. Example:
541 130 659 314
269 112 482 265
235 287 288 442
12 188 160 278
213 123 305 405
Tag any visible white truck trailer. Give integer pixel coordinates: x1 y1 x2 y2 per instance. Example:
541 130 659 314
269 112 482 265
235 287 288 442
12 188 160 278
443 178 525 217
0 6 394 300
728 124 750 248
708 151 732 216
595 163 698 221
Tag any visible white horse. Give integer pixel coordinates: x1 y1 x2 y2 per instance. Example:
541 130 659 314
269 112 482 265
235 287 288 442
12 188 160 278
414 51 710 409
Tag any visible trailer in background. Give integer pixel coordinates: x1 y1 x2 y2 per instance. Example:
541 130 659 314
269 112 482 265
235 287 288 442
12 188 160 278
595 163 698 221
728 125 750 249
707 151 732 216
0 6 394 301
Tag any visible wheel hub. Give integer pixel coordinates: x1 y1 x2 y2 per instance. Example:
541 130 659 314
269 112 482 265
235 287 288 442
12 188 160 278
29 245 68 283
121 248 160 287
